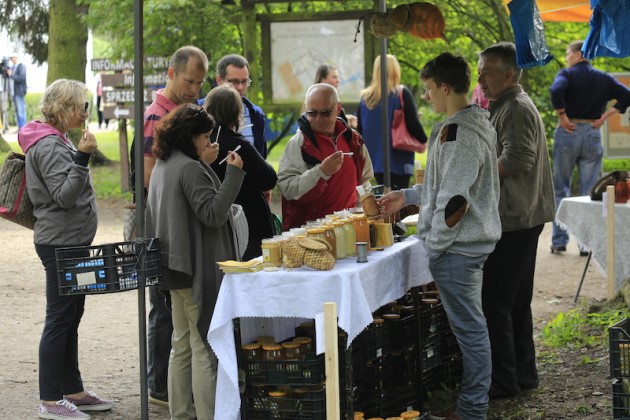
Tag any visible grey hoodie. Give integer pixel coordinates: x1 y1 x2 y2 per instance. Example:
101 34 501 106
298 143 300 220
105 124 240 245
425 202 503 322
403 105 501 255
18 120 97 246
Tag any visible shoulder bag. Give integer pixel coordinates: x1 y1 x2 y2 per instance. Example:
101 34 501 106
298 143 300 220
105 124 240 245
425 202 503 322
0 152 36 229
391 86 426 153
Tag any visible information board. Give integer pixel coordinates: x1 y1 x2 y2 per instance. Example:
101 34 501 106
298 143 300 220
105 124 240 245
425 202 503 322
268 19 365 104
603 73 630 159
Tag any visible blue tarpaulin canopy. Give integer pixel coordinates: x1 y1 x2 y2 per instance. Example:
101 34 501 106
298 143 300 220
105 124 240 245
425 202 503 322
582 0 630 59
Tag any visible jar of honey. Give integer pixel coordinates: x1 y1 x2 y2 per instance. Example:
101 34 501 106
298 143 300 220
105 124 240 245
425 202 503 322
261 238 282 267
342 218 357 256
332 221 347 259
352 214 370 250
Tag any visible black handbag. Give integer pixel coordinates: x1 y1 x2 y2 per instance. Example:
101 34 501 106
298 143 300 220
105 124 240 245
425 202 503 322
590 170 629 201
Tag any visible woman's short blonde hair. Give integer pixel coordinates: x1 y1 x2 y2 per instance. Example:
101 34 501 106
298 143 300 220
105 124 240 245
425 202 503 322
41 79 89 131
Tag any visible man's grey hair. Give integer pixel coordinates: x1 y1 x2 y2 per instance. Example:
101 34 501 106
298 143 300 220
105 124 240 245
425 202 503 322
479 41 522 83
305 83 339 104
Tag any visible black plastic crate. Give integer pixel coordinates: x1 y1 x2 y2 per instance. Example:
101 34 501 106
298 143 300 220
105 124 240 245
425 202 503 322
613 378 630 419
243 355 325 386
55 239 162 295
244 385 325 420
610 318 630 378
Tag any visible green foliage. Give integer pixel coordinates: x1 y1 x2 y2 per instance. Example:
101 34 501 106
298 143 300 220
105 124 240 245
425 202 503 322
541 305 630 349
4 93 43 128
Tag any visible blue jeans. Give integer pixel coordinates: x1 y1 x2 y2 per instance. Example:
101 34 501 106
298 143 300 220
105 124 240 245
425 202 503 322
552 123 602 247
429 252 490 420
13 94 26 129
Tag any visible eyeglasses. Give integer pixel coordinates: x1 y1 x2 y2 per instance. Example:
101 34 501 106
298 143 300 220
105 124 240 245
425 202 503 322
226 78 252 87
305 109 334 118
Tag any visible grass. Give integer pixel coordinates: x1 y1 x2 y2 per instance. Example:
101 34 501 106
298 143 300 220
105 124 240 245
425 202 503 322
540 297 630 349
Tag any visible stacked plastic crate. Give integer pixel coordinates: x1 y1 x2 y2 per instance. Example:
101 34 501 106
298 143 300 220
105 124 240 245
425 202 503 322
610 318 630 419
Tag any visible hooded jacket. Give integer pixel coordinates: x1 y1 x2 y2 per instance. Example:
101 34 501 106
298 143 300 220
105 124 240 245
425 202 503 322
18 120 97 245
277 116 374 230
403 105 501 255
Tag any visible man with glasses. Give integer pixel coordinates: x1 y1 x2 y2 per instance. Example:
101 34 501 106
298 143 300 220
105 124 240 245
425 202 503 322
215 54 268 158
277 83 374 230
137 45 209 408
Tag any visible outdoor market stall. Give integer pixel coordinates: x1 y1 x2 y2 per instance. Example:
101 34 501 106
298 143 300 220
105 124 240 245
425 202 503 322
207 236 434 419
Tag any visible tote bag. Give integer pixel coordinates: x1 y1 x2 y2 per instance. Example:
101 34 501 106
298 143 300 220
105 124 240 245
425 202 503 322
0 152 36 229
391 86 426 153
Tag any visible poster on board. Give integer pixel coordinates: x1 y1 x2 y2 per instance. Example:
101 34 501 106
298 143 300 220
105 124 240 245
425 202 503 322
269 19 365 104
603 73 630 159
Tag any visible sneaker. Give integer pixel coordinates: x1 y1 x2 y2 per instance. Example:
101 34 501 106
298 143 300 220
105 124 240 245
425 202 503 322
38 399 90 419
65 391 113 412
148 393 169 408
550 245 566 254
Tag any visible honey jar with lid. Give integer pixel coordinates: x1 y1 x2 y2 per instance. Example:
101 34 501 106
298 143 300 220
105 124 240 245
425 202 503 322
261 238 282 267
400 410 421 420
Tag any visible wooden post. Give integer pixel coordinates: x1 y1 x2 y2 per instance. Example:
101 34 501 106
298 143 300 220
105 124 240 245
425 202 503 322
606 184 616 299
118 119 130 192
324 302 340 420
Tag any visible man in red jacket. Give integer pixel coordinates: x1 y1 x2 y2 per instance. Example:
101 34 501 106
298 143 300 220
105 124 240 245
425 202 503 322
277 83 374 230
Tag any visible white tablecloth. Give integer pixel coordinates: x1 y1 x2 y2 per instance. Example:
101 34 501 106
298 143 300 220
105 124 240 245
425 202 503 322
556 196 630 292
207 236 433 419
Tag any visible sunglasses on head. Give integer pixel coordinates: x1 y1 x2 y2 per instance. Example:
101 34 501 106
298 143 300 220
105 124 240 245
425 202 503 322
305 109 334 118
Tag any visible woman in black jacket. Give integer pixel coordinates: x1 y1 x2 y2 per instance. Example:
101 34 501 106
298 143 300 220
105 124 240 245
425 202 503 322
204 85 278 260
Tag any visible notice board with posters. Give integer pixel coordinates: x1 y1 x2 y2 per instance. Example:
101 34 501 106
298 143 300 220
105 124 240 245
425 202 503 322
603 73 630 159
261 12 369 106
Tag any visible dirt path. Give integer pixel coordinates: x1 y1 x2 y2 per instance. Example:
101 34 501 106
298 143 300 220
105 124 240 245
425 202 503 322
0 198 609 418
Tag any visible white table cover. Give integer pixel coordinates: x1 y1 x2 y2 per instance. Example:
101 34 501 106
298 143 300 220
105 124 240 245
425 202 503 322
207 236 433 419
556 196 630 292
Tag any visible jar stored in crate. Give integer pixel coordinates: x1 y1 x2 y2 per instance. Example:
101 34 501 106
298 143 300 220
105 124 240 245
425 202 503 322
386 417 403 420
256 335 276 345
400 410 421 420
293 336 314 356
281 342 303 372
262 344 283 369
242 343 262 376
354 412 365 419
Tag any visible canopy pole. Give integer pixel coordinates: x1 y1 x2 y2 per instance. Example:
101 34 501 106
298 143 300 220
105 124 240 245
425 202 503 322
378 0 391 193
133 1 148 418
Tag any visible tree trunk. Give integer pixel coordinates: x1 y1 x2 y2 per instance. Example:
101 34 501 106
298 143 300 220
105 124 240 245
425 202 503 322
47 0 88 84
47 0 110 166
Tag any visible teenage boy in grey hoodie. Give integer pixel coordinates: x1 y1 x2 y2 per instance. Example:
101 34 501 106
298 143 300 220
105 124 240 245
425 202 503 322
379 52 501 420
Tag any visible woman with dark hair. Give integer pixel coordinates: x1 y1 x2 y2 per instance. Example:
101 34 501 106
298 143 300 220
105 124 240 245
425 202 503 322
18 78 113 419
145 103 244 420
205 85 277 259
314 64 340 87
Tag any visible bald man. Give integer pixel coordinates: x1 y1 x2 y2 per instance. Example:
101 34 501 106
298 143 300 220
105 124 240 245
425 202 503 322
277 83 374 230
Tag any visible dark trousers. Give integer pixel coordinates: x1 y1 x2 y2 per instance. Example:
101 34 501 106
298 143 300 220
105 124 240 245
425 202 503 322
374 172 411 191
147 286 172 399
35 244 86 401
96 95 109 128
482 224 543 395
